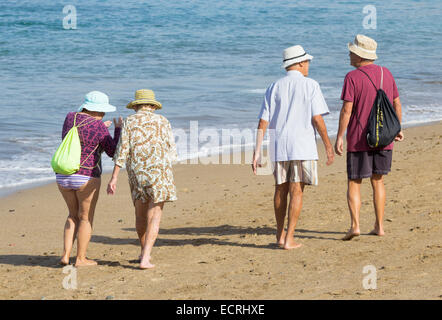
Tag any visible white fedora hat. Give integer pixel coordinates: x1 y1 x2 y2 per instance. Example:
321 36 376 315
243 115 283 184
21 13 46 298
78 91 116 113
282 45 313 69
348 34 378 60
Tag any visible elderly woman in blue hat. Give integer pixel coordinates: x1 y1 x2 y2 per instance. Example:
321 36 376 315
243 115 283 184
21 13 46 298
57 91 122 267
107 89 177 270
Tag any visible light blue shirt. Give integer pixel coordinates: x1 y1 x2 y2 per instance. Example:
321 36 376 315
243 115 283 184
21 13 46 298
258 70 329 161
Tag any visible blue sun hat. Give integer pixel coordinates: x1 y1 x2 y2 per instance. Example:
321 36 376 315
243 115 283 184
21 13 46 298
77 91 116 112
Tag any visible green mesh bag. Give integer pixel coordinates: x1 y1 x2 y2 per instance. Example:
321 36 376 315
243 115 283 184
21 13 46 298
51 113 98 175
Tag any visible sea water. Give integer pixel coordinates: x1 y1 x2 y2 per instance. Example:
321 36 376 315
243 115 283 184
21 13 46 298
0 0 441 195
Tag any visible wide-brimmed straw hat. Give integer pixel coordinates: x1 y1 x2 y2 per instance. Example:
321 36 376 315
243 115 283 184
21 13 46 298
348 34 378 60
77 91 116 113
282 45 313 69
126 89 162 110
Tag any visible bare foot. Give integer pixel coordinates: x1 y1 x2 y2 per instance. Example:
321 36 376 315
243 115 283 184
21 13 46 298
60 255 70 265
342 229 360 241
368 229 385 236
75 258 98 267
140 256 155 269
276 230 286 248
283 237 302 250
284 243 302 250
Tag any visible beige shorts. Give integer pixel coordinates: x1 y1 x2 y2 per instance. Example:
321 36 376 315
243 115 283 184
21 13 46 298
273 160 318 185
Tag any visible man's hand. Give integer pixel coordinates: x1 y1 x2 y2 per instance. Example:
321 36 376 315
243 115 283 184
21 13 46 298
312 114 334 165
253 119 268 175
103 120 112 128
326 147 335 165
335 137 344 156
252 151 261 175
395 131 404 142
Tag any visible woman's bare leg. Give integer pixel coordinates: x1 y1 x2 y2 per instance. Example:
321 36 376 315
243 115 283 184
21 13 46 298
134 199 149 259
75 178 101 267
140 201 164 269
58 186 79 265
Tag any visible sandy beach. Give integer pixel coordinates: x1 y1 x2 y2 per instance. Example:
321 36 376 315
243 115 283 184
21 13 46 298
0 122 441 300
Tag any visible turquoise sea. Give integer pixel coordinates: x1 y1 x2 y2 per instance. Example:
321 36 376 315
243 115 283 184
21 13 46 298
0 0 441 194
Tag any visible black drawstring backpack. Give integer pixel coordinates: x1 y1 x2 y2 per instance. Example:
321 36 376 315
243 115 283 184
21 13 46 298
358 67 401 148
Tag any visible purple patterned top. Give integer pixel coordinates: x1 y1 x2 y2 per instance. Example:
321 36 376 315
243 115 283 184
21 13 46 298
61 112 121 178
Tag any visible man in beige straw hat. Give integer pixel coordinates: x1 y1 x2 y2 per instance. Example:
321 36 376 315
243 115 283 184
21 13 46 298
252 45 334 250
335 34 404 240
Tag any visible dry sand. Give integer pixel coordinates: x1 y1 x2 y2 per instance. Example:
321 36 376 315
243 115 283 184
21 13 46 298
0 122 441 300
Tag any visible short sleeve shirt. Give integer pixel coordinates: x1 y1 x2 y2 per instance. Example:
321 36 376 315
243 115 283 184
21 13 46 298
341 64 399 152
258 70 329 161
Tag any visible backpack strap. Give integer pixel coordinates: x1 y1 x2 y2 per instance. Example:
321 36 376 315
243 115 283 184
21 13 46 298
380 67 383 90
72 113 101 170
357 68 378 91
79 144 100 169
76 114 98 128
354 67 381 133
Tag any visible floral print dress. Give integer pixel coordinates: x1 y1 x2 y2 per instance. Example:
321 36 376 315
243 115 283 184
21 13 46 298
113 108 178 204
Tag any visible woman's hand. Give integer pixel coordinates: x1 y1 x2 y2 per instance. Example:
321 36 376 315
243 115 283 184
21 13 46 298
103 120 112 128
114 116 123 128
107 177 117 195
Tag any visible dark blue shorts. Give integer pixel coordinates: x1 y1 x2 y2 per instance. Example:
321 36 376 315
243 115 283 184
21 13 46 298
347 150 393 180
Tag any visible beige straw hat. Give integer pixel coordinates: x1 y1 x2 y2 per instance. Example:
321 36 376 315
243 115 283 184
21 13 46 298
348 34 378 60
126 89 162 110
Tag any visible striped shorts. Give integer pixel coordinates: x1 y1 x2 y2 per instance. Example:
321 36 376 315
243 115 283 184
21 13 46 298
273 160 318 185
56 174 91 190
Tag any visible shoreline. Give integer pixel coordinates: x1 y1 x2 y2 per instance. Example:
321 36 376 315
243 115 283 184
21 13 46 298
1 119 441 199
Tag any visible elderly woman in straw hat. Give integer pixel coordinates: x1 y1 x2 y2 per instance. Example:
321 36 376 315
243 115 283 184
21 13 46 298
107 89 177 269
58 91 122 267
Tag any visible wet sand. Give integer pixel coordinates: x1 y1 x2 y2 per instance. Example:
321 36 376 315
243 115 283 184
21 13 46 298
0 122 441 299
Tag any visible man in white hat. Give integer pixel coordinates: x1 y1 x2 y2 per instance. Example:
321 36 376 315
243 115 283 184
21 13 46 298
335 34 404 241
252 45 334 250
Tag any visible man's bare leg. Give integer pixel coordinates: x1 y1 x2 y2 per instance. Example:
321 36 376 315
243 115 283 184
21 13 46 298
274 182 289 247
284 182 304 250
369 174 385 236
343 178 362 240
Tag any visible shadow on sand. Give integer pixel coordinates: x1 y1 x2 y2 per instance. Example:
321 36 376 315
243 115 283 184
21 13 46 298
0 227 345 268
90 224 344 250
